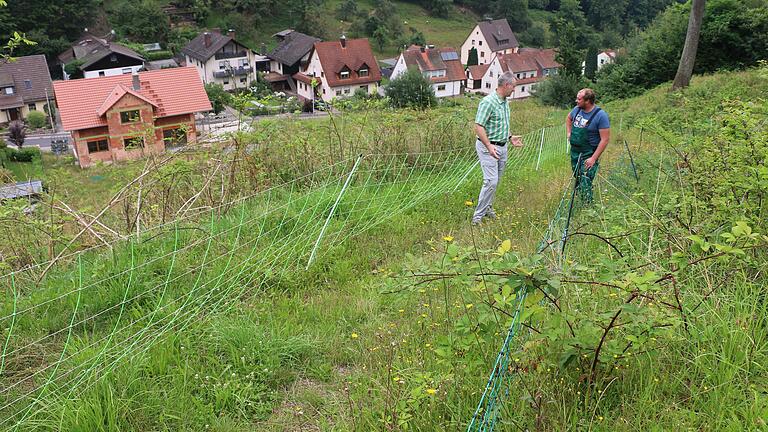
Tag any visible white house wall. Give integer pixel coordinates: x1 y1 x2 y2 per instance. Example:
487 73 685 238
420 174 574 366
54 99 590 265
84 64 143 79
187 51 256 91
433 81 461 97
460 25 493 65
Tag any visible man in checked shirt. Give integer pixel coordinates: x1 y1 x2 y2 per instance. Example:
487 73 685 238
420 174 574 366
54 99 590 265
472 71 524 226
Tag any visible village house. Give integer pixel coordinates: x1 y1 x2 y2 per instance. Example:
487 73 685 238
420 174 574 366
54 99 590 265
57 32 146 79
598 49 617 70
0 55 54 124
295 36 382 103
390 45 465 98
582 49 618 73
182 29 258 91
460 18 519 66
264 29 321 91
53 67 211 168
468 48 560 99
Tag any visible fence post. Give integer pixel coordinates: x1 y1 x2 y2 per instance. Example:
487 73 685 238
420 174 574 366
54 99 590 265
535 127 545 170
306 155 363 269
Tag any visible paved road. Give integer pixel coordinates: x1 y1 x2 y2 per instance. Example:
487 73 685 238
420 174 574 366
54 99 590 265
19 133 71 152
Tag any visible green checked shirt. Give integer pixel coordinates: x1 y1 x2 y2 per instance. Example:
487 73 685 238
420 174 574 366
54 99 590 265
475 92 510 142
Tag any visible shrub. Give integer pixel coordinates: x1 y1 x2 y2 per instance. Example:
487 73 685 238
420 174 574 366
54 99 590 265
385 67 437 110
7 120 26 149
531 73 590 108
26 111 47 129
6 147 41 163
145 50 174 61
204 83 232 114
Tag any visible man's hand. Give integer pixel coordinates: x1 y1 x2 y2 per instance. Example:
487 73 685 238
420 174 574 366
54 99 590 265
487 145 500 160
510 135 523 147
584 156 597 170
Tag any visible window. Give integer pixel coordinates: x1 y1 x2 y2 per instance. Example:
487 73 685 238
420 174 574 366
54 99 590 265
99 71 106 77
521 86 526 92
223 79 229 85
485 82 490 89
516 73 520 79
359 85 367 91
479 41 482 46
343 88 350 94
471 40 475 46
219 61 228 70
322 88 326 94
340 71 350 79
359 68 369 77
123 136 144 149
240 77 247 83
24 80 31 89
163 128 187 146
481 52 485 58
335 90 342 96
437 84 446 91
239 58 248 67
28 103 36 111
120 110 140 124
110 54 117 62
121 68 132 74
87 139 109 153
489 71 493 78
3 87 13 95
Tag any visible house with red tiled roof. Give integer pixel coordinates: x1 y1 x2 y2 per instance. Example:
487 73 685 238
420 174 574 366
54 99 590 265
466 64 490 91
53 67 212 168
295 36 381 102
390 45 465 98
469 48 561 99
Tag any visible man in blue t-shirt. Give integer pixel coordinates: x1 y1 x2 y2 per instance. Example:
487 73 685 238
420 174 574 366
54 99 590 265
566 88 610 202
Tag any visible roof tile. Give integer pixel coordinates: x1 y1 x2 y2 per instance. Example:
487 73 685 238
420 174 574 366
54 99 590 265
53 67 212 131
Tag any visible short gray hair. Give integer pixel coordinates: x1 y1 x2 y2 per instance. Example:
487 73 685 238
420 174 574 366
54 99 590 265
498 71 515 87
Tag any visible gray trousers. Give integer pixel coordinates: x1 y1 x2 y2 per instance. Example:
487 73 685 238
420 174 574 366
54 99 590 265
473 139 508 221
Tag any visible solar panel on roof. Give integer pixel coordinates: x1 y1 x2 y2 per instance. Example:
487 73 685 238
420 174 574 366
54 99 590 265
440 52 459 61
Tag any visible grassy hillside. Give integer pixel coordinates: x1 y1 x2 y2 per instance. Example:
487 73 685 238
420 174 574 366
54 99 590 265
2 67 767 430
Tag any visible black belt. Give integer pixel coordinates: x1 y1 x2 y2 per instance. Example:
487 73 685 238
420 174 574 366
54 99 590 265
490 140 506 147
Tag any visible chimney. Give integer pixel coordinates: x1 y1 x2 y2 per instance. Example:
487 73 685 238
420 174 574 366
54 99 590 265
132 70 141 91
340 34 347 48
227 29 235 39
204 32 211 48
420 46 426 53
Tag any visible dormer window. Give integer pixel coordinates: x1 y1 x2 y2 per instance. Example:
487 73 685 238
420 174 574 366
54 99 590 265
3 86 13 95
359 68 369 77
24 80 31 89
340 70 350 79
110 54 117 62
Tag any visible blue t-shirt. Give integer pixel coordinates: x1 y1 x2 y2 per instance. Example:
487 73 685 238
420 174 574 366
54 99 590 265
570 106 610 148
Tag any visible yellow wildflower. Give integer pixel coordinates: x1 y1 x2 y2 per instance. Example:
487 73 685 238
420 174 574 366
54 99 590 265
443 235 454 242
351 333 359 339
426 388 437 395
464 200 474 206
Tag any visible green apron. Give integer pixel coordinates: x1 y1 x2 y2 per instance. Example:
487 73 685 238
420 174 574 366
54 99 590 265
569 108 602 203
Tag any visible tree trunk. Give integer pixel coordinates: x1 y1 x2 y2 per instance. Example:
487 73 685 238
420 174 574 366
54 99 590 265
672 0 706 91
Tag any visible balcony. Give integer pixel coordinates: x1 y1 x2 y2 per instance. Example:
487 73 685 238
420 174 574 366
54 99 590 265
213 66 253 78
214 50 248 60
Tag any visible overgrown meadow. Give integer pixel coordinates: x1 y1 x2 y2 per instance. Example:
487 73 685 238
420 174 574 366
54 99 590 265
1 68 767 431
